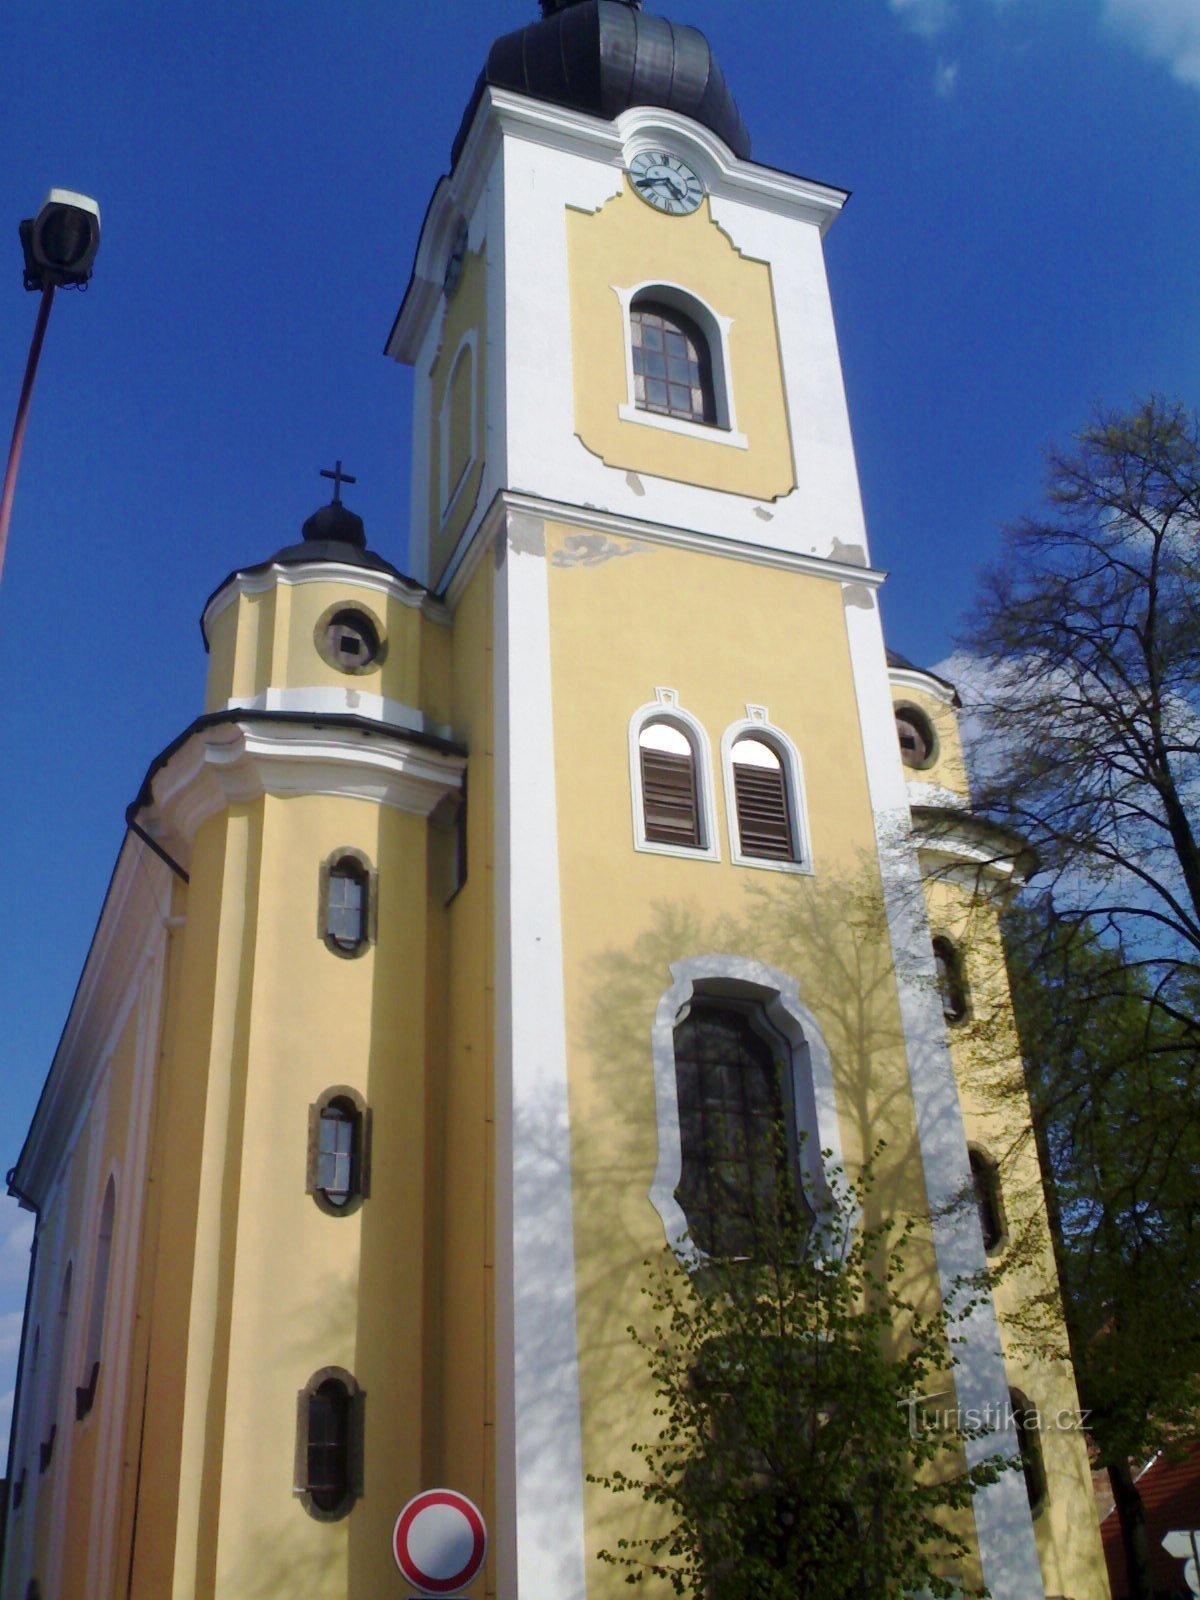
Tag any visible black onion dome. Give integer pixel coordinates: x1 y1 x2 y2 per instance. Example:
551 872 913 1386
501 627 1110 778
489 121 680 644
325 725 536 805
452 0 750 166
261 499 405 577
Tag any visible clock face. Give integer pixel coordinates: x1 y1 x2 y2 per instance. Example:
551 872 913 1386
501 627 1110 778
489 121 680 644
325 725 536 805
628 150 704 215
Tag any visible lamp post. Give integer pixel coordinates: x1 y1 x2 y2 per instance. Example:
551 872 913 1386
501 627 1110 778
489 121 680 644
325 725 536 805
0 189 101 594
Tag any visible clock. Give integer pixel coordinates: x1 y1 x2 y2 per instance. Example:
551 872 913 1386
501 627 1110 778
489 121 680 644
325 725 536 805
628 150 704 216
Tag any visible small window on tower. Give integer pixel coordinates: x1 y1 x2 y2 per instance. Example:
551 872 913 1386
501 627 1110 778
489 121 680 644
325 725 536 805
630 300 716 426
295 1367 363 1520
307 1088 370 1215
1010 1390 1048 1516
933 936 969 1024
895 704 937 769
319 848 376 958
314 604 386 675
968 1146 1005 1252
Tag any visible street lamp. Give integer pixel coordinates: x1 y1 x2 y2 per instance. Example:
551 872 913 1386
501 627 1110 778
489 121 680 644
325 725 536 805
0 189 102 592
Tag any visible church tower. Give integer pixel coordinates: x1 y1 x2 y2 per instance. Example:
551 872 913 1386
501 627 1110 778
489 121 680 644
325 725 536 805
2 4 1109 1599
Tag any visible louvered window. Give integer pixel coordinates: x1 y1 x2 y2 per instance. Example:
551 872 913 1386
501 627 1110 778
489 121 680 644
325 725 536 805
639 722 701 848
732 737 795 861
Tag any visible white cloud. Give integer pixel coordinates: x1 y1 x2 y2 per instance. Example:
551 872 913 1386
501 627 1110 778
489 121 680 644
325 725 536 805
935 56 962 93
1102 0 1200 87
890 0 957 39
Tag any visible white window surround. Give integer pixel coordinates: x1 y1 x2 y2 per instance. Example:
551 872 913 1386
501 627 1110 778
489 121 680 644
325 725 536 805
721 706 813 875
612 281 748 449
649 955 849 1262
628 689 720 862
437 328 479 521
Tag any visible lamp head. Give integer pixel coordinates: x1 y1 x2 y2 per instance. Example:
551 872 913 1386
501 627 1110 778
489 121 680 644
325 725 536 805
19 189 101 291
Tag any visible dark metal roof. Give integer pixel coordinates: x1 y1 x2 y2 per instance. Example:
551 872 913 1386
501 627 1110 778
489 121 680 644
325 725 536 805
200 500 426 650
886 647 961 706
452 0 750 167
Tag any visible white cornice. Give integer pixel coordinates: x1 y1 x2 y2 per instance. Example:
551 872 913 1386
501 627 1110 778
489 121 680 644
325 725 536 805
441 490 887 611
388 88 849 365
911 807 1033 885
889 665 960 708
224 687 452 741
202 560 450 643
139 718 466 870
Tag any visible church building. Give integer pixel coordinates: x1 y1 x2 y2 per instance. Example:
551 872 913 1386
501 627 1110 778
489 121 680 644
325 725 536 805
1 2 1110 1596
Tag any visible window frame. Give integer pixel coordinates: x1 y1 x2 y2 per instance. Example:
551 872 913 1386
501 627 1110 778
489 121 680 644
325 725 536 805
629 692 720 863
967 1145 1007 1255
649 956 847 1264
306 1086 371 1216
77 1174 116 1421
932 935 970 1024
720 710 812 875
318 847 378 959
438 329 479 522
1009 1388 1048 1518
894 701 939 771
313 601 388 678
613 281 747 449
294 1365 364 1521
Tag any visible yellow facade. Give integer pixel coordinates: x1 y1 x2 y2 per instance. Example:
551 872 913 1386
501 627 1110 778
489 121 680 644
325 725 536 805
2 23 1111 1600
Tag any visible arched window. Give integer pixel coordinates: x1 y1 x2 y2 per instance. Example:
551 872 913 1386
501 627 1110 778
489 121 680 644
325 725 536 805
968 1147 1005 1252
41 1264 72 1471
295 1367 363 1519
932 937 969 1023
673 1001 812 1259
895 703 937 769
1010 1390 1048 1516
319 849 376 957
630 298 716 426
721 714 810 872
640 722 701 848
77 1178 115 1420
307 1087 370 1214
730 736 795 862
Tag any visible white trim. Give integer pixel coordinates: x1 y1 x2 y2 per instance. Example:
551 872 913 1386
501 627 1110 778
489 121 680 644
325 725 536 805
224 685 450 740
720 707 813 875
438 327 480 520
612 280 748 448
888 665 959 708
202 559 449 643
842 590 1044 1597
441 492 887 615
491 508 588 1599
137 719 466 871
649 956 846 1259
628 689 721 862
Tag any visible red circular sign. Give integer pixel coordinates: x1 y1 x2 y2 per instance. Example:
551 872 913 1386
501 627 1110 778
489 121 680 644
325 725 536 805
392 1489 487 1595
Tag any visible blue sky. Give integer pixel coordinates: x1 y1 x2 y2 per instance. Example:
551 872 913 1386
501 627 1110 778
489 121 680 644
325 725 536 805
0 0 1197 1443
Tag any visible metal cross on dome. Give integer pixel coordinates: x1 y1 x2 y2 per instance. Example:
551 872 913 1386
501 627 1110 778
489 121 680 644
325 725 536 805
319 460 357 504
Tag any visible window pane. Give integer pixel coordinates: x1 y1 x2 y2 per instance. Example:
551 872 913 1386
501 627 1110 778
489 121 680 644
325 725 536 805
327 864 367 949
308 1383 350 1509
318 1106 356 1204
673 1004 805 1256
630 302 716 425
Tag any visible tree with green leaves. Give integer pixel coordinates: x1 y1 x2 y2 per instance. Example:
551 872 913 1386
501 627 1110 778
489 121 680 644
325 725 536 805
591 1165 1008 1600
954 397 1200 1598
999 901 1200 1600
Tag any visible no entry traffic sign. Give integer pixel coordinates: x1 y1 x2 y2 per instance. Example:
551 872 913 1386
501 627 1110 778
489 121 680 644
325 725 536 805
392 1488 487 1595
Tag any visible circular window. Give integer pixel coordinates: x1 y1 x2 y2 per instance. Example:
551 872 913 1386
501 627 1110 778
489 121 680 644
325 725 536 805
315 605 385 675
894 705 937 769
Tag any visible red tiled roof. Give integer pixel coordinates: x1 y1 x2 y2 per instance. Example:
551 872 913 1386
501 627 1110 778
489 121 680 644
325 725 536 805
1101 1443 1200 1598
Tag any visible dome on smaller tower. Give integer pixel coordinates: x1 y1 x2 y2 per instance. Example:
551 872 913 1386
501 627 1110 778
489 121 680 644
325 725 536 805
452 0 750 166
